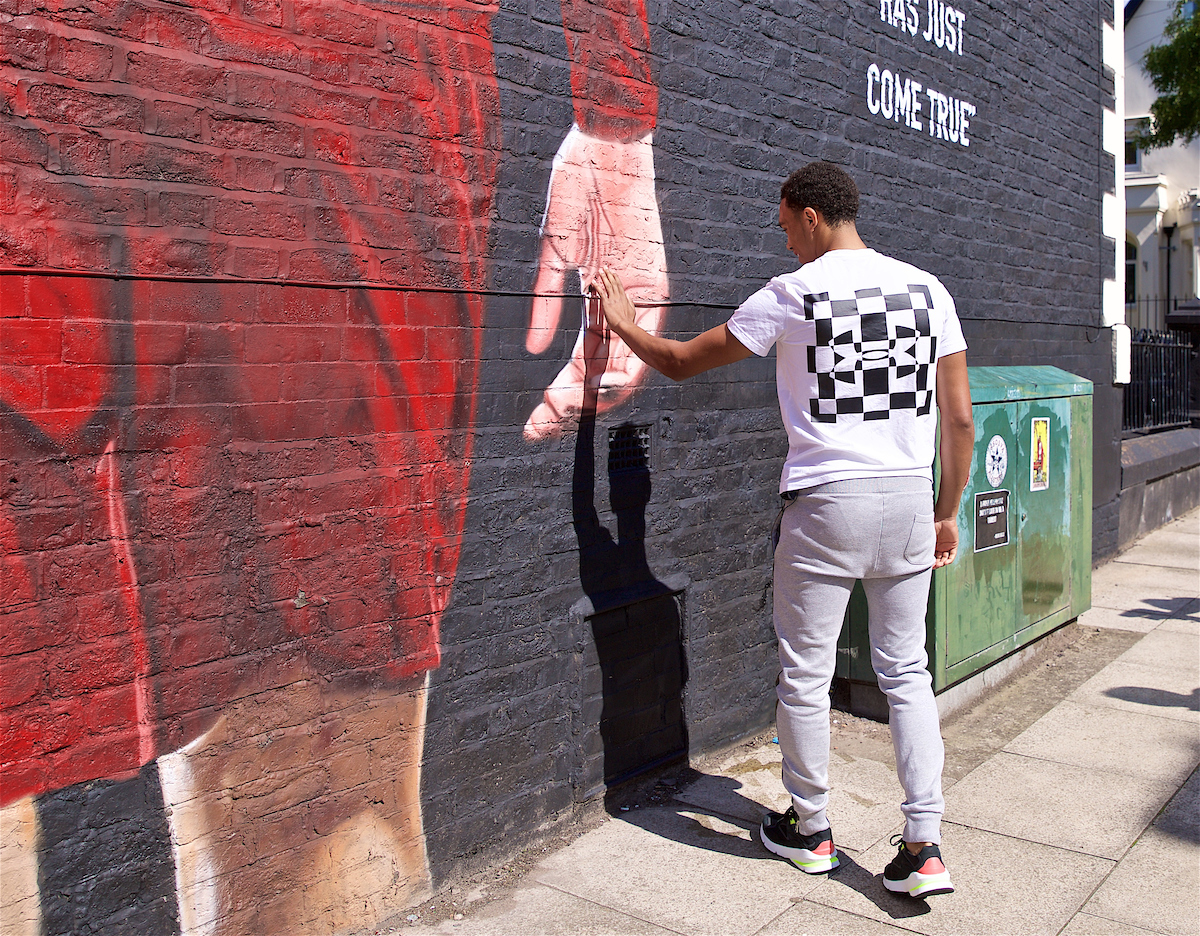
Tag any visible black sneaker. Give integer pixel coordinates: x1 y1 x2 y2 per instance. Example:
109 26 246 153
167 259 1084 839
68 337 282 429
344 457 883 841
759 806 839 873
882 835 954 898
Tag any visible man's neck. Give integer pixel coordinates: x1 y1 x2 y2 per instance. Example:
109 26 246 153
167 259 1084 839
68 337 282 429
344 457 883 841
818 221 868 256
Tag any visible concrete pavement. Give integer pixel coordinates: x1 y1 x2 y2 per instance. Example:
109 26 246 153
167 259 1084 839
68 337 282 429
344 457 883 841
404 508 1199 936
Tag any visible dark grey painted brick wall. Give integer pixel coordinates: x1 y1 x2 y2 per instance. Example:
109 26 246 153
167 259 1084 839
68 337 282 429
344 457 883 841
422 0 1112 885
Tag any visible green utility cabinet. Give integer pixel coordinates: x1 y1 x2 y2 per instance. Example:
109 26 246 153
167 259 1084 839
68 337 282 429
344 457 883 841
836 366 1093 710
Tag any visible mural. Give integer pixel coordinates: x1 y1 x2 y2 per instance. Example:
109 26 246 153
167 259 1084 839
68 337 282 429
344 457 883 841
0 1 665 933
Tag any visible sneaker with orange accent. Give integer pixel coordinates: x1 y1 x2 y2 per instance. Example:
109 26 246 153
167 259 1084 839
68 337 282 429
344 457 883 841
759 806 839 873
882 835 954 897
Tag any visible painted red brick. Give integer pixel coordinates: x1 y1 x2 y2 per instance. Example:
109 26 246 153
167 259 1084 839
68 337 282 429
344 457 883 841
28 180 147 224
210 112 304 158
242 0 281 27
0 366 44 415
26 83 143 130
56 132 112 176
159 190 213 228
234 155 279 192
230 245 282 278
47 35 114 81
121 234 228 275
131 323 186 366
0 220 48 266
150 100 204 141
49 227 112 270
182 323 244 362
0 122 49 166
227 70 281 110
292 3 377 47
303 46 352 85
287 248 369 282
174 364 281 405
311 127 352 165
0 654 44 709
287 84 371 126
0 22 49 70
60 318 114 364
124 51 227 104
282 165 369 204
214 197 304 240
2 320 61 363
115 140 224 185
244 324 341 363
43 364 112 411
145 7 207 56
205 20 302 72
231 400 329 442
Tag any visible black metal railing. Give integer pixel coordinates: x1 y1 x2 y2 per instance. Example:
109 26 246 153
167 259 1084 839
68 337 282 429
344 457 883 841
1123 329 1194 433
1125 296 1191 332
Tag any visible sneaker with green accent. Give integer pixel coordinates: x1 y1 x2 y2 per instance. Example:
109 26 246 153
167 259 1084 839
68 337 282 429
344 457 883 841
882 834 954 898
759 805 839 873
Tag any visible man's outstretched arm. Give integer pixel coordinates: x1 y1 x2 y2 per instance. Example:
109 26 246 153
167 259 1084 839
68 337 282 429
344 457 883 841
594 267 753 380
932 350 974 569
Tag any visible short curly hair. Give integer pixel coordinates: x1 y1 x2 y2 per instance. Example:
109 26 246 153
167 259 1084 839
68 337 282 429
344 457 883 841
780 162 860 226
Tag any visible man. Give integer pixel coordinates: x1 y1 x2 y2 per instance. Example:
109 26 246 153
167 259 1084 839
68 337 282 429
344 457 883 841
593 161 974 899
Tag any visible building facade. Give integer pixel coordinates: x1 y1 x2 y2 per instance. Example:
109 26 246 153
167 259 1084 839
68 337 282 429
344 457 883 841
1 2 1129 934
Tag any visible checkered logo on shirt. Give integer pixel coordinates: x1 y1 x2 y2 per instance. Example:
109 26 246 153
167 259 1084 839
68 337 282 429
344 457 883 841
803 286 938 423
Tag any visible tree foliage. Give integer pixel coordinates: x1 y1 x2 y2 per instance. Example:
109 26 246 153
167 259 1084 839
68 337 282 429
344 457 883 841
1135 0 1200 150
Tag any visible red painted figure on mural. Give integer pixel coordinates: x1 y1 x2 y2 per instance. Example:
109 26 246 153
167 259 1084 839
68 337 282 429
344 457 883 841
1 1 666 932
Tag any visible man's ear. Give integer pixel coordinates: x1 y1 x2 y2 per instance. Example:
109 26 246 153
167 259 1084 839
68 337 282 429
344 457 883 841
804 206 820 230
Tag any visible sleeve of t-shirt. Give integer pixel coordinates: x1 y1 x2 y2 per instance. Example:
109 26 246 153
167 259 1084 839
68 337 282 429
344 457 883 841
726 282 788 357
934 281 968 358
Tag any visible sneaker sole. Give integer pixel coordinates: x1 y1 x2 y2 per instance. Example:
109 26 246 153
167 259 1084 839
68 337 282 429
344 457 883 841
883 871 955 898
758 826 840 874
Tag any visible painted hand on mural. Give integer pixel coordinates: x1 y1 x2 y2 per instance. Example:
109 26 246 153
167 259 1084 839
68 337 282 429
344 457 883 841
524 126 669 440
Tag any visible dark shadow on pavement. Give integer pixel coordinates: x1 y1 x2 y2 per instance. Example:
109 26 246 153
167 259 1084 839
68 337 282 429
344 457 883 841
1103 686 1200 710
1120 598 1196 619
612 770 937 921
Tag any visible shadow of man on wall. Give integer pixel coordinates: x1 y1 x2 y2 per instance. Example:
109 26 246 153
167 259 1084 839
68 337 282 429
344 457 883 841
571 298 688 793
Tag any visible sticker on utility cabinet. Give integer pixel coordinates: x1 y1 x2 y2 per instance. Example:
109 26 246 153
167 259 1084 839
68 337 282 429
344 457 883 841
1030 418 1049 491
984 435 1008 488
974 490 1010 552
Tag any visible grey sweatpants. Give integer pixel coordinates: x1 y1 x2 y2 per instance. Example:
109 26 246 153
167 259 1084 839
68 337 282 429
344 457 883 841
773 476 945 845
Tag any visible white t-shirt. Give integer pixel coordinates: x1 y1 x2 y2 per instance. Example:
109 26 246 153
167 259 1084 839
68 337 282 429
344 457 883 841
727 248 967 492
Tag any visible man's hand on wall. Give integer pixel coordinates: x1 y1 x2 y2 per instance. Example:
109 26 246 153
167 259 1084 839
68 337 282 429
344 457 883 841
524 125 669 441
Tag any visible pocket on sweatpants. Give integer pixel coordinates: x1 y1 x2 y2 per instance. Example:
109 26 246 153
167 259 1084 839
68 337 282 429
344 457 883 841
903 512 936 565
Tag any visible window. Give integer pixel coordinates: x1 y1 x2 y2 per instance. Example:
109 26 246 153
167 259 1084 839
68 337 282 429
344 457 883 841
1126 239 1138 305
1125 118 1150 170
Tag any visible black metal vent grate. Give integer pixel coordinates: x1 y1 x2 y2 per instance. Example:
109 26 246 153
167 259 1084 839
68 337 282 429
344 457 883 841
608 424 651 474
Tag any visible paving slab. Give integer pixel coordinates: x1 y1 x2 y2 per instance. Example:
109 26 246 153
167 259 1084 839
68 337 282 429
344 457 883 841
1002 700 1200 783
757 900 919 935
808 824 1113 936
1090 563 1197 613
1161 597 1199 634
1152 765 1200 841
677 748 908 856
532 808 821 936
1116 530 1200 571
942 752 1175 855
423 884 677 936
1075 604 1167 633
1067 659 1200 724
1081 827 1200 936
1112 627 1200 673
674 742 786 827
1058 912 1168 935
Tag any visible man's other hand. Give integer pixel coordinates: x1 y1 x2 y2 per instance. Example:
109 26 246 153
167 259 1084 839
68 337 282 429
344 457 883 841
932 517 959 569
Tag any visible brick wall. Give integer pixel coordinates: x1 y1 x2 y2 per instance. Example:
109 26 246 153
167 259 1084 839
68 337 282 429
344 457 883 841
1 0 1112 931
